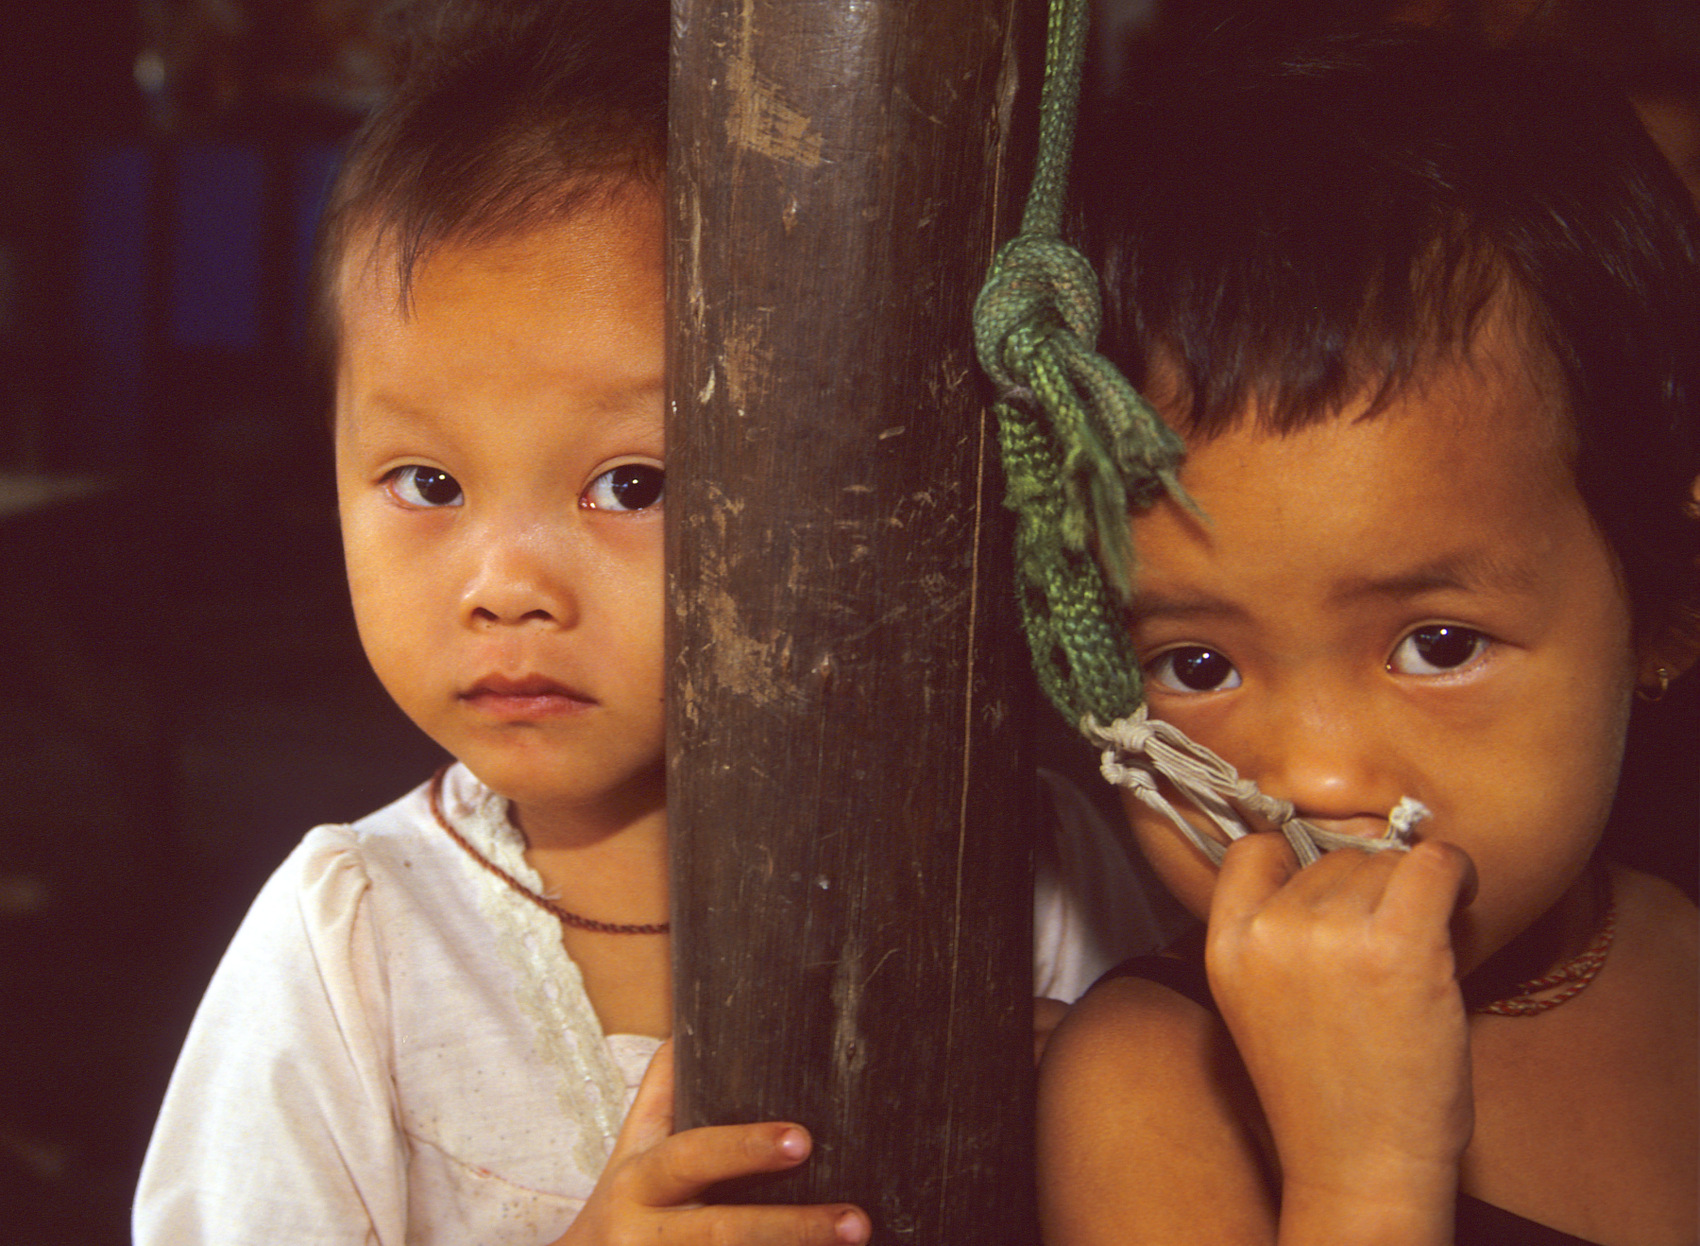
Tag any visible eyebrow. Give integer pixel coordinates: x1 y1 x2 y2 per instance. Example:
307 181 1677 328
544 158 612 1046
356 392 429 422
1126 547 1542 626
1327 547 1543 605
336 394 429 448
1125 590 1250 627
354 380 666 427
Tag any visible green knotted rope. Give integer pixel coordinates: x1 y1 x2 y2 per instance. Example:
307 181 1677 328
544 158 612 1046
972 0 1188 726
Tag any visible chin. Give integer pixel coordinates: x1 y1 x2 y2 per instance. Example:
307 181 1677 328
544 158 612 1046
473 753 664 819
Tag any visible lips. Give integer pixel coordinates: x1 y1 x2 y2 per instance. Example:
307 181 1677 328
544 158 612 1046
459 674 596 719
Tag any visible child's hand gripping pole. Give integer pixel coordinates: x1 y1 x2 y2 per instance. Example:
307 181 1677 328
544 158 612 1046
556 1042 871 1246
1088 706 1429 867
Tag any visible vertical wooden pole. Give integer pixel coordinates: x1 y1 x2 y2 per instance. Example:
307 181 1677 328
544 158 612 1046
666 0 1040 1240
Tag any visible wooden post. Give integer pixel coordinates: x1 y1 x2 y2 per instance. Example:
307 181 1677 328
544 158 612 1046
666 0 1040 1240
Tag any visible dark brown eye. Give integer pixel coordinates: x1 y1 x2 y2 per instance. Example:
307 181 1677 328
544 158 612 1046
391 466 463 507
584 463 664 512
1149 646 1241 693
1388 625 1488 675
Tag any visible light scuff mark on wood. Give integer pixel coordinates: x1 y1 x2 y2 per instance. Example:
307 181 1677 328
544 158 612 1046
686 196 706 326
701 579 802 710
726 0 826 168
701 481 745 542
717 317 771 415
830 942 870 1121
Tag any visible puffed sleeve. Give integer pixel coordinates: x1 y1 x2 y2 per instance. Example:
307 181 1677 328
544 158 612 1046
134 827 408 1246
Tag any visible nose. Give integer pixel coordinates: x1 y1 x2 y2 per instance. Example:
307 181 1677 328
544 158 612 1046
1239 682 1406 835
459 518 578 629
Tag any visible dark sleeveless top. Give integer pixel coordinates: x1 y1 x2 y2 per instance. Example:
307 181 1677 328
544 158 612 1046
1099 955 1606 1246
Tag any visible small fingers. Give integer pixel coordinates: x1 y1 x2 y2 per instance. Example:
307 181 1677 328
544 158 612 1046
1220 831 1460 920
1210 833 1472 971
1211 832 1302 929
663 1202 871 1246
1378 839 1478 937
621 1120 815 1209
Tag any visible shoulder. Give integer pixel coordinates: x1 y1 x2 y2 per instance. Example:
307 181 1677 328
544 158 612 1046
1041 961 1234 1120
134 771 516 1244
1038 964 1277 1245
258 765 510 942
133 790 450 1245
184 770 489 1047
1613 862 1697 932
1592 863 1698 1078
1607 862 1696 995
229 775 445 947
179 783 450 1047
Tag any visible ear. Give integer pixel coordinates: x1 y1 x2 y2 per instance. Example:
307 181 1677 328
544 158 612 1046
1636 473 1700 694
1636 646 1694 698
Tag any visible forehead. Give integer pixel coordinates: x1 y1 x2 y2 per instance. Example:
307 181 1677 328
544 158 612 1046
333 193 665 434
337 189 664 337
1133 326 1590 603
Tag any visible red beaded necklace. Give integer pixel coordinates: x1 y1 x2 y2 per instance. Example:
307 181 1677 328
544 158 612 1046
428 766 670 936
1472 870 1615 1017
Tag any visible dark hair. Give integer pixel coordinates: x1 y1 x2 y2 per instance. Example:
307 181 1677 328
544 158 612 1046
1076 24 1700 654
312 0 668 365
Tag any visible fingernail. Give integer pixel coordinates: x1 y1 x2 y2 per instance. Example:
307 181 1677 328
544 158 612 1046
776 1127 809 1161
835 1210 870 1243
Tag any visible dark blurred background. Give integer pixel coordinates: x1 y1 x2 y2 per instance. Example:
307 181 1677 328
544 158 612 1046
0 2 446 1241
0 1 1693 1243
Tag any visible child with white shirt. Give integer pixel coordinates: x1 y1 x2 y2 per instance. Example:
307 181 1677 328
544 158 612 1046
134 3 1140 1242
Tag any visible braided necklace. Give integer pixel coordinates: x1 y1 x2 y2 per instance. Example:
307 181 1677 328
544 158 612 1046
1472 870 1615 1017
428 766 670 936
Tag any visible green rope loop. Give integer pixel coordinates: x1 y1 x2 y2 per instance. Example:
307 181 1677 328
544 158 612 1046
972 0 1189 725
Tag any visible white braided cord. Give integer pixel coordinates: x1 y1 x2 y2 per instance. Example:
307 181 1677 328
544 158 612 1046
1086 707 1429 867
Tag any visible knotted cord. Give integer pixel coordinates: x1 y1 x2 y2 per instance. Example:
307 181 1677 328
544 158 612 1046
971 0 1185 729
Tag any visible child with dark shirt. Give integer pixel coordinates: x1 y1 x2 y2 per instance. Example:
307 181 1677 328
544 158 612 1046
1039 26 1699 1246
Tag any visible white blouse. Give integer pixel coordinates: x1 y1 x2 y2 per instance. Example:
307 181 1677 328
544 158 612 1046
135 763 1154 1245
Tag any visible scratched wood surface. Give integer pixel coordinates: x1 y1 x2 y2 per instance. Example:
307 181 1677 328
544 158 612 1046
665 0 1042 1239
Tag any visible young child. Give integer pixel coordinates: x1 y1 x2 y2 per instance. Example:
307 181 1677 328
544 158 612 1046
132 3 876 1242
133 2 1144 1242
1038 26 1699 1246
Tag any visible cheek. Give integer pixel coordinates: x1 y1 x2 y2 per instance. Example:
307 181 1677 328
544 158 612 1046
339 515 446 702
1120 790 1218 922
1519 599 1636 829
348 590 428 713
343 531 407 647
1445 671 1631 967
589 532 665 653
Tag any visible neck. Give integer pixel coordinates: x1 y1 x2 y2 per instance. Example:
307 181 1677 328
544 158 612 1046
1460 860 1605 1011
508 767 667 854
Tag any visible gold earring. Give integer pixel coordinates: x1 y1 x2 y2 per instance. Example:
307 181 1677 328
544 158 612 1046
1637 665 1672 703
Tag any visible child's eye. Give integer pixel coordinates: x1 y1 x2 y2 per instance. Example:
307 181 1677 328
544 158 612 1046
582 463 664 513
388 465 464 508
1147 646 1242 694
1387 625 1489 676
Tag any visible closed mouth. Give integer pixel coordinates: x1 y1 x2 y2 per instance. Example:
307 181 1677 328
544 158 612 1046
459 674 596 712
